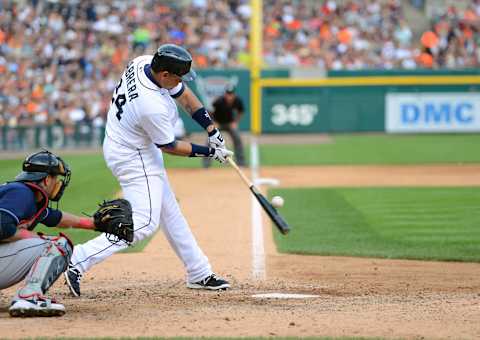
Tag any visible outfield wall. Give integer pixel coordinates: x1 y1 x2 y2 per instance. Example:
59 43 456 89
261 84 480 133
260 71 480 134
189 69 480 134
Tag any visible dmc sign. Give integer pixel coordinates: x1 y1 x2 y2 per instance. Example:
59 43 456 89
401 103 474 124
386 93 480 133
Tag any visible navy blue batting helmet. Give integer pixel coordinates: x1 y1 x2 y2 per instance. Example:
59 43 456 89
151 44 197 81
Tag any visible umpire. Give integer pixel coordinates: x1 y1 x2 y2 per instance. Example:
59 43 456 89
203 84 246 167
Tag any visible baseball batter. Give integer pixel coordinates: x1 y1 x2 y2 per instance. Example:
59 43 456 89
0 151 101 317
65 44 232 295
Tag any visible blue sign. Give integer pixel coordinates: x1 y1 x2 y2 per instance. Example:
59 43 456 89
400 103 474 124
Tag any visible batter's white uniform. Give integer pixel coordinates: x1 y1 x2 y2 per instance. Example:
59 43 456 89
70 56 212 283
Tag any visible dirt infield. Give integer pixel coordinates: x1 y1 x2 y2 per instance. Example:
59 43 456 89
1 165 480 339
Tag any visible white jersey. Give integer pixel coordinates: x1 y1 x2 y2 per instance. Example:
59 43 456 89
71 52 219 291
105 55 184 149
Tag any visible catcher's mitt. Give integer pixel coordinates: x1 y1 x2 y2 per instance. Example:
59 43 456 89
93 198 134 243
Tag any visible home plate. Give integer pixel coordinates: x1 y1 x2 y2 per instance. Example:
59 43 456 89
252 293 318 299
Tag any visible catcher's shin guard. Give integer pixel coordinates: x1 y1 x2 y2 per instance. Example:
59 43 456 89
14 234 73 300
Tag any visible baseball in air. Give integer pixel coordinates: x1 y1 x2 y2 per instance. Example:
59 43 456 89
271 196 284 208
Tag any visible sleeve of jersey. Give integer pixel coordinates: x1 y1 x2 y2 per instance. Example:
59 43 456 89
168 82 185 99
39 208 63 227
140 111 176 146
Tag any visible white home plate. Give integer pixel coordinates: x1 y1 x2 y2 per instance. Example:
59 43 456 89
252 293 318 299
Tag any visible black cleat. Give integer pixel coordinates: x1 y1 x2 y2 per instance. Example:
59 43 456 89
64 263 82 297
187 273 230 290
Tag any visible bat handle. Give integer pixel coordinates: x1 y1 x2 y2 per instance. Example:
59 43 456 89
227 157 253 187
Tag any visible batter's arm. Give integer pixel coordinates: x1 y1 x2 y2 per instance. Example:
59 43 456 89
159 140 199 157
175 86 216 134
158 140 232 163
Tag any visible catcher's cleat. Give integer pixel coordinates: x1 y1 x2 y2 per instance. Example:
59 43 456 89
187 273 230 290
9 298 65 317
64 263 82 297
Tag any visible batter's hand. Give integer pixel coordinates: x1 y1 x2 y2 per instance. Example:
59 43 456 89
211 147 233 164
208 128 225 149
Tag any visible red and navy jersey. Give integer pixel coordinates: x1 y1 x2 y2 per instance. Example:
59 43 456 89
0 182 62 230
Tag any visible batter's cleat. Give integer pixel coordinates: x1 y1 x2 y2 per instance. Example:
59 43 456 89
64 263 82 297
187 273 230 290
9 298 65 317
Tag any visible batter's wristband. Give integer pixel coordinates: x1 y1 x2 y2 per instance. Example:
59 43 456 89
189 143 214 157
191 107 213 130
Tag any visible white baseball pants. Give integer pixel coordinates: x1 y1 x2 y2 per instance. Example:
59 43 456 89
70 137 212 283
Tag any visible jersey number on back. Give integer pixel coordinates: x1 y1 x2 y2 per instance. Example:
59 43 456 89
112 78 127 121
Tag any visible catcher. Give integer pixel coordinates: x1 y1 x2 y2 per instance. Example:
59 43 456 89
0 150 133 317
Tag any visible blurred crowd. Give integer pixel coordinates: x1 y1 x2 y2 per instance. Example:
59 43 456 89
264 0 413 69
0 0 479 137
264 0 480 69
420 1 480 68
0 0 252 134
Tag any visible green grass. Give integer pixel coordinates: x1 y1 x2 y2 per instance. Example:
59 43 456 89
260 134 480 165
2 132 480 251
271 187 480 262
151 133 480 167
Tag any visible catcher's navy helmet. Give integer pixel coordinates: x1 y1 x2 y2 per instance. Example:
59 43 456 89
15 150 71 201
151 44 197 81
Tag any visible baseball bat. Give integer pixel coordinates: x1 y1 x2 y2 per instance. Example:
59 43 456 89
227 157 290 235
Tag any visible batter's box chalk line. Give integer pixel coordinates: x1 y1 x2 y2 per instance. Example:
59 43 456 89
252 293 319 299
254 178 280 187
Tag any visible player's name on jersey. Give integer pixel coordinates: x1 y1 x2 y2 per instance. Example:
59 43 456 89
125 61 139 102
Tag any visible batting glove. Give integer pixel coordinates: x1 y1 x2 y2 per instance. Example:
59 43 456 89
211 147 233 164
208 128 225 149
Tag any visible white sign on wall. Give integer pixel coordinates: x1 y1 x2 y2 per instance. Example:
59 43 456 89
385 93 480 133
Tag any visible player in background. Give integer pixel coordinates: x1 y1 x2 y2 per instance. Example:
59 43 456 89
0 150 99 317
203 84 246 168
65 44 233 296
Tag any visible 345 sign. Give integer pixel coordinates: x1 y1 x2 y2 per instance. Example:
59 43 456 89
271 104 318 126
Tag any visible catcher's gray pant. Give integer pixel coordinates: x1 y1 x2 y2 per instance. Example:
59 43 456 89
0 238 47 289
70 139 212 283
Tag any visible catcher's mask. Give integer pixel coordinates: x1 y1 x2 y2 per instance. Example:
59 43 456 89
15 150 71 201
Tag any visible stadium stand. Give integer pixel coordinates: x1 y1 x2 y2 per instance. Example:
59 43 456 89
0 0 478 149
